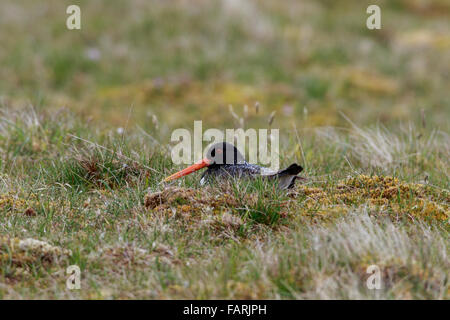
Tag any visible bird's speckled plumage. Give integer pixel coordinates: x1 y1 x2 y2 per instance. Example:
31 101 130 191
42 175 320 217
200 163 262 183
199 143 303 189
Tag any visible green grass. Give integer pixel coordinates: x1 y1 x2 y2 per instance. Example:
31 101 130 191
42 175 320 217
0 0 449 299
0 107 447 299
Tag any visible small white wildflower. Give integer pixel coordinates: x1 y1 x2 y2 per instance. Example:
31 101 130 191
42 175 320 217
84 47 101 61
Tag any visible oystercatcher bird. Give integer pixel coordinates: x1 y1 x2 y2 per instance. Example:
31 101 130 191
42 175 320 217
164 142 303 189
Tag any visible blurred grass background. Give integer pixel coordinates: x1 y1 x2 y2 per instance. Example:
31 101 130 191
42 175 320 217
1 0 449 130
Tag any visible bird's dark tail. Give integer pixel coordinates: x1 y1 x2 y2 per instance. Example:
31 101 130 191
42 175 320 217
279 163 303 176
276 163 304 189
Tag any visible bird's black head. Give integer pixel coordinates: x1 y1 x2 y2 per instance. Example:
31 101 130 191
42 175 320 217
205 142 245 166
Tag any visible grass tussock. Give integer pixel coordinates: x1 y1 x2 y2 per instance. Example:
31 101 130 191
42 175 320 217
0 237 71 282
297 175 449 222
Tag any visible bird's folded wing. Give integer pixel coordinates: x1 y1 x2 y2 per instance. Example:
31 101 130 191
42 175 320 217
259 163 303 177
260 164 304 189
259 167 279 176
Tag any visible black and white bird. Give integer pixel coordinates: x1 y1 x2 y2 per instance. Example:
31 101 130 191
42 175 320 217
164 142 303 189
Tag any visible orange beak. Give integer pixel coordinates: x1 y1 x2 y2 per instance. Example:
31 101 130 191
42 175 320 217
164 158 212 182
